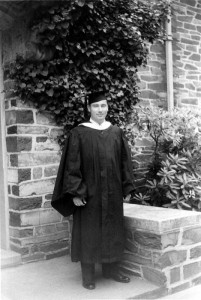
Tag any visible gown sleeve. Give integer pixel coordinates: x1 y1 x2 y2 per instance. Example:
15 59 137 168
121 131 135 197
51 129 87 217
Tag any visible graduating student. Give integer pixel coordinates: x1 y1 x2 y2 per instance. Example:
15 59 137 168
51 91 135 290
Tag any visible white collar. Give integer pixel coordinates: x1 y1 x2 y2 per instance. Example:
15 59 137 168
80 118 111 130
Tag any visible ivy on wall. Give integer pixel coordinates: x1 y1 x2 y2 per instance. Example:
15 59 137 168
10 0 169 145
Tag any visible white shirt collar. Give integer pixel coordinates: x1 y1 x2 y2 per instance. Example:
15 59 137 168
80 118 111 130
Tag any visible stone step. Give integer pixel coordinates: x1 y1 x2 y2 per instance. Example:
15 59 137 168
1 255 167 300
0 248 22 269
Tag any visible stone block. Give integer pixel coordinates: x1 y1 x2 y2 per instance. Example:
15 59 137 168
50 128 63 139
192 275 201 286
184 23 196 30
150 43 164 53
7 125 17 134
20 231 68 246
123 251 152 266
6 136 32 152
35 139 60 151
35 224 56 236
185 83 195 90
7 168 18 183
190 245 201 259
183 261 201 279
21 211 40 226
161 232 179 248
44 165 58 177
148 82 167 92
189 54 201 61
133 230 162 249
10 154 18 166
10 227 34 238
9 212 21 227
182 227 201 245
12 185 19 196
19 179 55 196
5 110 34 125
17 125 49 135
142 266 167 286
22 253 45 263
170 267 180 284
10 243 29 256
171 282 191 294
181 98 198 105
56 222 70 232
180 0 196 6
195 13 201 20
35 112 56 125
39 209 61 225
33 167 43 179
9 196 42 210
154 250 187 268
140 75 159 82
46 248 69 260
18 168 31 182
39 239 68 253
43 201 52 208
139 90 159 99
17 153 61 167
45 194 52 200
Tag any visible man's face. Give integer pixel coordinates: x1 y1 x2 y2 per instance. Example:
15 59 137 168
88 99 108 124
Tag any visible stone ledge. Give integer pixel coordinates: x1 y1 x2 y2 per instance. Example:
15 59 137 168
124 203 201 233
122 203 201 294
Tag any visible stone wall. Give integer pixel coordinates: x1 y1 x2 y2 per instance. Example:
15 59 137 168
2 19 71 263
172 0 201 108
121 204 201 295
138 0 201 109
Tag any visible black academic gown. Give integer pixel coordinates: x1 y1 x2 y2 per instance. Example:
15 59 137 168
51 124 135 263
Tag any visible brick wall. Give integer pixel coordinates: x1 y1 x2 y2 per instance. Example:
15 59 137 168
2 19 71 263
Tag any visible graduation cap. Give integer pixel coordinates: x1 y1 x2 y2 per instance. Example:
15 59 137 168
87 91 109 105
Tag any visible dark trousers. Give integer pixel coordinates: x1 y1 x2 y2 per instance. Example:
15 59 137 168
81 262 119 283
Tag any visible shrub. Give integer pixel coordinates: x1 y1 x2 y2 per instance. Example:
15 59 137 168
129 107 201 211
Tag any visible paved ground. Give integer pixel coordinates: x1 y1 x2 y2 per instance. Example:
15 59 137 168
1 255 158 300
1 255 201 300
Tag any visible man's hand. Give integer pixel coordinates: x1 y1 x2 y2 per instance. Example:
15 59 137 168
124 194 131 203
73 197 86 206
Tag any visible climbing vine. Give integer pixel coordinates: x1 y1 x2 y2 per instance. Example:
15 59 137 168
10 0 169 145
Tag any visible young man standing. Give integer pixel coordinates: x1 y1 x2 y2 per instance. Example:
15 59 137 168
52 92 135 290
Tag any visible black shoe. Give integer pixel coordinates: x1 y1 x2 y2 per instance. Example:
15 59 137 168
82 282 95 290
110 272 130 283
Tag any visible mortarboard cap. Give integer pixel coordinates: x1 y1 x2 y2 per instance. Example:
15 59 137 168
88 91 108 105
